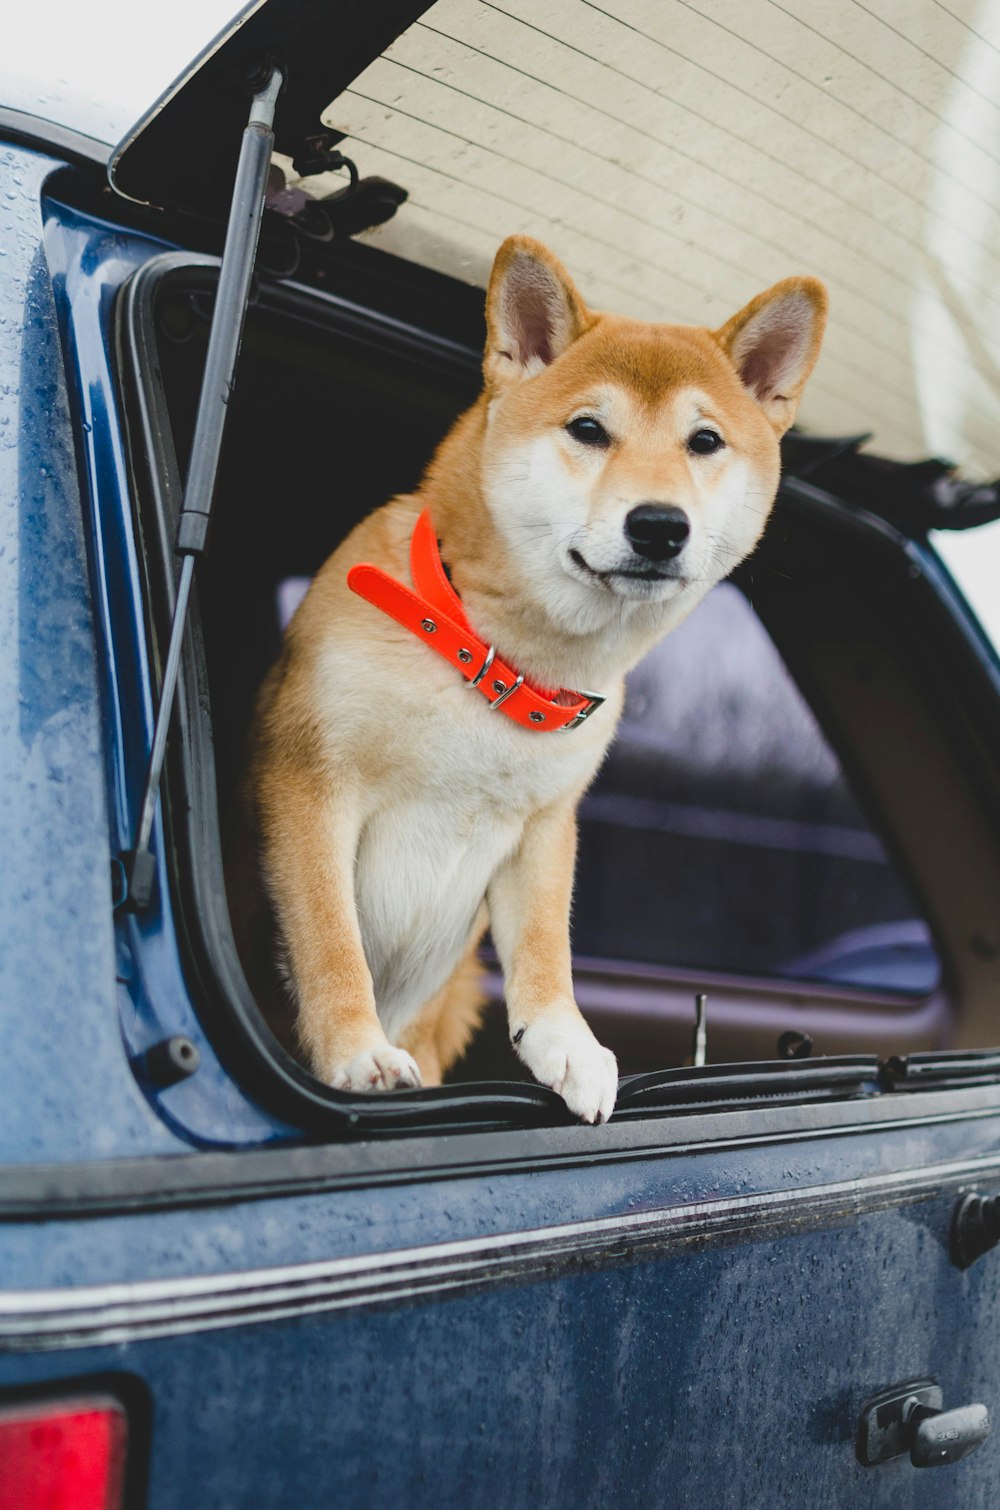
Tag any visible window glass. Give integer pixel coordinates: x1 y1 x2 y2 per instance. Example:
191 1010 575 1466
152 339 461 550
281 0 1000 481
573 583 940 996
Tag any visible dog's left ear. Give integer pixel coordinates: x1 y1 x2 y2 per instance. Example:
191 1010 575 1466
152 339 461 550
484 236 591 389
715 277 828 436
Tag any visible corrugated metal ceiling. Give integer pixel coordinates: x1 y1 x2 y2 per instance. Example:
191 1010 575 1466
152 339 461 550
291 0 1000 475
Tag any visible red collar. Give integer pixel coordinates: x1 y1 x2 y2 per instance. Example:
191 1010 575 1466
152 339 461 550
346 510 605 732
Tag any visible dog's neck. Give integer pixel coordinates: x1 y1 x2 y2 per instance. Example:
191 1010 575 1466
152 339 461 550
415 401 702 694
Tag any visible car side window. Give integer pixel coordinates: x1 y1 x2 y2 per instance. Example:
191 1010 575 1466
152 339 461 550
573 583 939 997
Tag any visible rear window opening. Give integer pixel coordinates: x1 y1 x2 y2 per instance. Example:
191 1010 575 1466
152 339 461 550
119 248 995 1135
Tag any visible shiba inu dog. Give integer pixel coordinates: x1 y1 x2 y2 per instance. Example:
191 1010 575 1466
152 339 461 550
241 236 826 1123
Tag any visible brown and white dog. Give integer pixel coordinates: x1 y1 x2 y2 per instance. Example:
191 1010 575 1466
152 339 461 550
240 236 827 1123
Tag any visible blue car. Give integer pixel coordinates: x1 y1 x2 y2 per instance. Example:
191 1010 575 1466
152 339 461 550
4 2 1000 1505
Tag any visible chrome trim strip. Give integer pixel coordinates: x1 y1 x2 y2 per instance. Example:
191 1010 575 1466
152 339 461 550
0 107 111 167
4 1151 1000 1353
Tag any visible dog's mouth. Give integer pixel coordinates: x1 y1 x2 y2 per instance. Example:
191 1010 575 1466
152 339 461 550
568 547 679 588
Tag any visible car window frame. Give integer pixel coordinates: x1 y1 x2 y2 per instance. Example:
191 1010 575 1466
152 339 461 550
112 244 1000 1143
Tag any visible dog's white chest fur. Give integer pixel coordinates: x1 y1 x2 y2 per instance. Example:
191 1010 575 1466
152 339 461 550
355 792 510 1038
350 680 604 1038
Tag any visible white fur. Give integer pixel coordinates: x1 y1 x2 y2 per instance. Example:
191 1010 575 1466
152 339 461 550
513 1015 618 1124
330 1044 420 1091
356 795 519 1041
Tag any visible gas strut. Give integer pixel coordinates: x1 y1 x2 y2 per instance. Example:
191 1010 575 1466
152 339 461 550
124 66 283 909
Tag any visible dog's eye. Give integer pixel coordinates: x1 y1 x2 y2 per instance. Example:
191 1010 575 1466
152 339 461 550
566 416 611 447
688 428 725 455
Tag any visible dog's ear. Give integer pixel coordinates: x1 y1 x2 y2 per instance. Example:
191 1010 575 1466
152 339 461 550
484 236 590 389
714 278 828 436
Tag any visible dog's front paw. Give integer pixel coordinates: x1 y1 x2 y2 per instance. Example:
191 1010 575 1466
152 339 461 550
329 1045 422 1092
513 1015 618 1124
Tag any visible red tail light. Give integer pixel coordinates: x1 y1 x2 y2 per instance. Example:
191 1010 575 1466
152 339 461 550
0 1396 128 1510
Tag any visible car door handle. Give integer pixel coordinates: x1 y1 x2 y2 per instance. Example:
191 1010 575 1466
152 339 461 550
906 1399 991 1468
857 1379 991 1468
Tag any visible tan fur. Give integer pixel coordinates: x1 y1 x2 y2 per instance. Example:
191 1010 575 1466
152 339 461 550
234 236 827 1121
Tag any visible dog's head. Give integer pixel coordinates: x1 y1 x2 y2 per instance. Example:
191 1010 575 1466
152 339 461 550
479 236 827 638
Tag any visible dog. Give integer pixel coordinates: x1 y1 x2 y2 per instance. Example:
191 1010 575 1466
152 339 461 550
237 235 827 1123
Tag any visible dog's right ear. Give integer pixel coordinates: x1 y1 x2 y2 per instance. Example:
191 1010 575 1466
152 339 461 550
714 277 828 436
484 236 591 390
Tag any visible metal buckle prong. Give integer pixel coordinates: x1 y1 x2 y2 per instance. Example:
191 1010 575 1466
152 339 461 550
467 644 496 689
489 672 524 710
561 690 606 730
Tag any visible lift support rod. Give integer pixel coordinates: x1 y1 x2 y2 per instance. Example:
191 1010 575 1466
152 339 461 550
125 67 283 910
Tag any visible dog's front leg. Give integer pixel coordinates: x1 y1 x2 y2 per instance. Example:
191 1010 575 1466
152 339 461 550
488 800 618 1124
259 774 420 1092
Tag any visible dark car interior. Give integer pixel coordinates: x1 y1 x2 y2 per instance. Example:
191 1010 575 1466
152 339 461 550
111 230 1000 1129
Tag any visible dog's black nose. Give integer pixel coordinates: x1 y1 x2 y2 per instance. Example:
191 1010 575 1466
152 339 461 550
624 504 690 562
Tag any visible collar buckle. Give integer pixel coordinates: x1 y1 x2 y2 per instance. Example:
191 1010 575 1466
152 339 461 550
561 691 606 730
